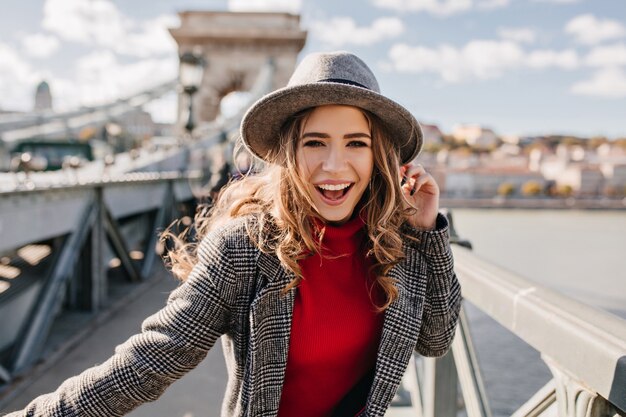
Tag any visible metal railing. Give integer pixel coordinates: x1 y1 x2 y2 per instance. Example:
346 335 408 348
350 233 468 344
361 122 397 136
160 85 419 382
401 214 626 417
0 172 204 381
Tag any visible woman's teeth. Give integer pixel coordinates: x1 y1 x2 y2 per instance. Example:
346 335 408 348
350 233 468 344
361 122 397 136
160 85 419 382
317 183 351 191
316 183 353 200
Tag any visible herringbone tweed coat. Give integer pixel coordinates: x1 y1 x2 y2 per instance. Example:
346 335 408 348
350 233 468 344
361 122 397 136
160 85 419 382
10 213 461 417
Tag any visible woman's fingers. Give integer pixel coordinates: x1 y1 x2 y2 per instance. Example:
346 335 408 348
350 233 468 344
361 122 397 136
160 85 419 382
410 174 431 196
401 164 430 195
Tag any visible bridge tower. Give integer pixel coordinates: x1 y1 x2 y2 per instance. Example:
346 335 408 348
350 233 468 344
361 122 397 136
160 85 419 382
34 81 52 111
169 11 307 129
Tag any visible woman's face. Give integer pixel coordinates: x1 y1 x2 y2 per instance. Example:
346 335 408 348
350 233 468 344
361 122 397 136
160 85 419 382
296 105 374 224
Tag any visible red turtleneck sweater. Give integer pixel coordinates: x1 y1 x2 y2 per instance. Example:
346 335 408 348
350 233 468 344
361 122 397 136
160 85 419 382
277 215 384 417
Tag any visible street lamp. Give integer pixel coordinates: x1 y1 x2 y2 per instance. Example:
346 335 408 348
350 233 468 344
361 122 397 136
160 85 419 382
179 51 205 135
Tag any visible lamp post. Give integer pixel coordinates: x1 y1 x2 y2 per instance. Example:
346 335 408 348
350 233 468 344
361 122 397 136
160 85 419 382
179 51 205 135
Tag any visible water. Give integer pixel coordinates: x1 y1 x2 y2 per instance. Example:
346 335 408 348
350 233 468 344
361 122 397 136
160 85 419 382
452 209 626 314
448 209 626 416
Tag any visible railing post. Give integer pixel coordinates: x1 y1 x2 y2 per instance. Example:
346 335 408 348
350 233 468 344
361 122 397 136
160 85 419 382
141 180 173 279
103 203 141 282
452 307 492 417
10 195 97 373
90 186 107 310
545 358 623 417
422 351 458 417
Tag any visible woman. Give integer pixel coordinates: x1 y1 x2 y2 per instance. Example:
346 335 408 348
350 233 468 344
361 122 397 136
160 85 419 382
8 51 461 417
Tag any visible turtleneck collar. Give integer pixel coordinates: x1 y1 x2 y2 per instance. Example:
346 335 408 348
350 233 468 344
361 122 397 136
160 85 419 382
311 211 367 256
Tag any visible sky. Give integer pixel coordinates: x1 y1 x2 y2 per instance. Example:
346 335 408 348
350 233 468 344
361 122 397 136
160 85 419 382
0 0 625 139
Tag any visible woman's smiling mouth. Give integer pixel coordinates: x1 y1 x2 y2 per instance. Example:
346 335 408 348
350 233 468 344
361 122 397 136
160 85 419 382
315 182 355 204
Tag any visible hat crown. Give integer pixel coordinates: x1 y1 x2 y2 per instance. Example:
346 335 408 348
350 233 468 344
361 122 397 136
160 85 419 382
287 51 381 93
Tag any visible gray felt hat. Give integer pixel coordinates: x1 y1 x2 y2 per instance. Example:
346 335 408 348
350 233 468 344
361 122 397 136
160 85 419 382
240 51 423 164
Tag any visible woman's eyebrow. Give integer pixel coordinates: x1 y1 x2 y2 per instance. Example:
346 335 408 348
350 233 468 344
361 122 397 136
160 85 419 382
301 132 371 139
301 132 330 139
344 132 371 139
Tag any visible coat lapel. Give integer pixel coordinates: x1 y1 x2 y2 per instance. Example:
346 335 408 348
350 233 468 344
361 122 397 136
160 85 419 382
366 264 425 416
248 251 296 417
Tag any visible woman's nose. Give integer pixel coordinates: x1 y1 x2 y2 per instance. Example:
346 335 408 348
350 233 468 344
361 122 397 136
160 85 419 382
321 146 347 172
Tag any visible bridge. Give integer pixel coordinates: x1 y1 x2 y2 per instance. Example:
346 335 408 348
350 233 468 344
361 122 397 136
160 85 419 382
0 10 625 417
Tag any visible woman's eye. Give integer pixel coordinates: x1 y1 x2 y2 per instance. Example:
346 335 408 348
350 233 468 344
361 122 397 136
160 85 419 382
347 140 369 148
303 140 324 147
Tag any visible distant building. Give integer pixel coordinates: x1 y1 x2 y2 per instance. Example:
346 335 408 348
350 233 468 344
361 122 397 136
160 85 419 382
602 163 626 194
500 134 520 145
34 81 53 111
443 147 480 169
443 166 544 197
154 122 175 137
0 141 9 171
420 123 444 146
452 124 499 148
557 163 604 196
117 109 156 140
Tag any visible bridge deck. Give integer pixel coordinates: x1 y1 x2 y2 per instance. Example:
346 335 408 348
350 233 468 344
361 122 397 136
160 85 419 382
0 264 231 416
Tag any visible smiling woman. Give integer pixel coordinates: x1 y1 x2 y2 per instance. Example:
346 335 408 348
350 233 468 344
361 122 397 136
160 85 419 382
7 51 461 417
296 105 374 224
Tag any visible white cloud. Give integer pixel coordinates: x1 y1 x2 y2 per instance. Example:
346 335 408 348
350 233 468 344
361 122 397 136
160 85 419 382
42 0 177 57
389 41 525 82
388 40 586 82
371 0 473 16
72 51 178 106
571 67 626 98
22 33 60 59
228 0 302 13
311 17 405 47
476 0 510 10
118 14 179 58
584 43 626 67
0 42 41 111
498 27 537 44
527 49 579 69
565 14 626 45
532 0 582 4
43 0 129 44
532 0 580 3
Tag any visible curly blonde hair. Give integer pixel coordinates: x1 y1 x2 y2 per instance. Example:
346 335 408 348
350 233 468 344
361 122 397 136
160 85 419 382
162 106 417 311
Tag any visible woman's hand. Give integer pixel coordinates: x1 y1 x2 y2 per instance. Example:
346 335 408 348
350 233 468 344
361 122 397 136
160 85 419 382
400 163 440 230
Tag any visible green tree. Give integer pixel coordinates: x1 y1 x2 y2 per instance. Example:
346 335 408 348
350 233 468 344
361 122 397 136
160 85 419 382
557 184 573 197
522 180 542 196
497 182 515 197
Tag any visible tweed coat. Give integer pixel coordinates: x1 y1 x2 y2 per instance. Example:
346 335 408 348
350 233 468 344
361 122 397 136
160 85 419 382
10 213 462 417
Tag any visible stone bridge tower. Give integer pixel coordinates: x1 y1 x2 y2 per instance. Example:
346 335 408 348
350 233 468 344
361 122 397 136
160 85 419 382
169 11 307 127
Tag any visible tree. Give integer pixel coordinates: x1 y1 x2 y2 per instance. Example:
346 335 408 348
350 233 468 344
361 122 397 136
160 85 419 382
557 184 573 197
497 182 516 197
521 180 543 196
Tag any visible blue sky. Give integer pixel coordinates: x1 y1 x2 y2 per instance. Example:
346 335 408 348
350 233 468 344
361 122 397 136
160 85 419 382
0 0 625 138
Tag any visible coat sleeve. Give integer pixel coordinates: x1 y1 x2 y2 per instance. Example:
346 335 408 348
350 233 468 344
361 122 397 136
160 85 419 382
402 213 463 358
6 228 239 417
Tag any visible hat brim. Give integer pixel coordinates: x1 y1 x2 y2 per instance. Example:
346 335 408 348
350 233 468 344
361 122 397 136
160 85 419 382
241 82 422 165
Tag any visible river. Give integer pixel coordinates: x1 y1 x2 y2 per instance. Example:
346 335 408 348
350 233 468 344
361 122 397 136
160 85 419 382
447 209 626 416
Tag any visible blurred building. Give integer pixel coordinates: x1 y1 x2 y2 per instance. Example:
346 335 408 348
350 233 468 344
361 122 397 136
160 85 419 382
443 166 544 197
117 109 157 141
34 81 53 111
557 163 604 196
452 124 499 148
420 123 444 146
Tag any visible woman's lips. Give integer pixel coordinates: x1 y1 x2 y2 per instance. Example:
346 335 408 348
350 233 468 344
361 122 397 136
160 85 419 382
315 183 354 206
